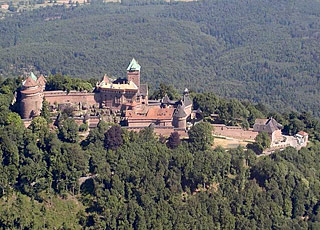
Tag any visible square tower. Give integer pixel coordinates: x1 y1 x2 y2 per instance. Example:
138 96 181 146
127 58 141 92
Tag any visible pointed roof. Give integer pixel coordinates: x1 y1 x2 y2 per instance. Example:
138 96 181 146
30 72 37 81
173 104 187 118
162 94 170 104
102 74 110 84
255 117 282 133
182 93 192 107
37 75 46 86
23 76 38 87
127 58 141 72
161 94 179 105
266 118 282 132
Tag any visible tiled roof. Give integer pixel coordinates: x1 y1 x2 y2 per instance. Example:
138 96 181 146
297 131 308 136
182 94 192 107
126 107 174 120
173 104 187 118
23 76 38 87
254 118 268 125
254 118 282 133
37 75 46 86
162 95 170 104
98 78 138 90
265 118 282 133
161 94 178 105
21 87 42 94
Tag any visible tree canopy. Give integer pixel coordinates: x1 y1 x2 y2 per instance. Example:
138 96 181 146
1 0 320 117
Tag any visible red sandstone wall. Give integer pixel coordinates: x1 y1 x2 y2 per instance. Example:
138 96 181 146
125 126 187 137
272 130 283 143
128 119 173 128
213 124 258 140
127 71 140 90
21 92 43 119
44 91 98 106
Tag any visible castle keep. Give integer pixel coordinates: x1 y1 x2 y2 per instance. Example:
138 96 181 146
19 59 192 133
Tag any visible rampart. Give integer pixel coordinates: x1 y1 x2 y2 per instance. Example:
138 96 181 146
124 126 188 137
212 124 258 141
44 91 98 107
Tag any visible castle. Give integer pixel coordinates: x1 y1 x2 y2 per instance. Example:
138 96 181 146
19 59 192 134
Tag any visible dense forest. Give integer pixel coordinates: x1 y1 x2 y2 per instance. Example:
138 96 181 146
0 0 320 116
3 75 320 229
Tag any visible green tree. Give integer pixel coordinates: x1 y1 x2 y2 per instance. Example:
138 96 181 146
40 98 51 123
150 83 180 100
255 132 271 149
5 112 23 127
58 118 79 143
188 122 214 151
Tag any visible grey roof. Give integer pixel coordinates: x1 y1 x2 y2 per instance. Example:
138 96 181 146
173 105 187 118
162 95 170 104
161 94 178 105
140 84 148 96
182 94 192 107
265 118 282 133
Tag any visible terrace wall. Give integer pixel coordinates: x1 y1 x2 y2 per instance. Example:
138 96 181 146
212 124 258 140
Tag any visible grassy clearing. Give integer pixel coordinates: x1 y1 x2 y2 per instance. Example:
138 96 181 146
213 137 250 149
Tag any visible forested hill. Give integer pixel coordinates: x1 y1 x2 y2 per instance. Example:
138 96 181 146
3 76 320 229
1 0 320 116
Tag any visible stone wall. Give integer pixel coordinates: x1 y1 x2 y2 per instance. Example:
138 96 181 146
20 91 43 119
212 124 258 141
44 91 98 107
271 130 283 143
124 126 188 137
127 119 173 128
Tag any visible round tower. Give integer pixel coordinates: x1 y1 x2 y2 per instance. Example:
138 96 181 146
173 104 187 129
20 74 44 119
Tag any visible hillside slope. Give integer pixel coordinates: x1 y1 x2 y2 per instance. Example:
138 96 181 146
0 0 320 115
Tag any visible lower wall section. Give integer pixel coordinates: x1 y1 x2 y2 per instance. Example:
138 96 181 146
212 124 258 140
23 117 188 138
124 126 188 137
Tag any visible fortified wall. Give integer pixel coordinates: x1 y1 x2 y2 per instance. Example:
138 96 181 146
212 124 258 141
43 91 98 108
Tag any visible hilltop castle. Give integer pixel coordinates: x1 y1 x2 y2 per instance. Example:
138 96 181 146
19 59 192 133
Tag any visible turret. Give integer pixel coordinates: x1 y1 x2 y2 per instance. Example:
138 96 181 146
20 73 44 119
182 88 192 117
173 104 187 129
